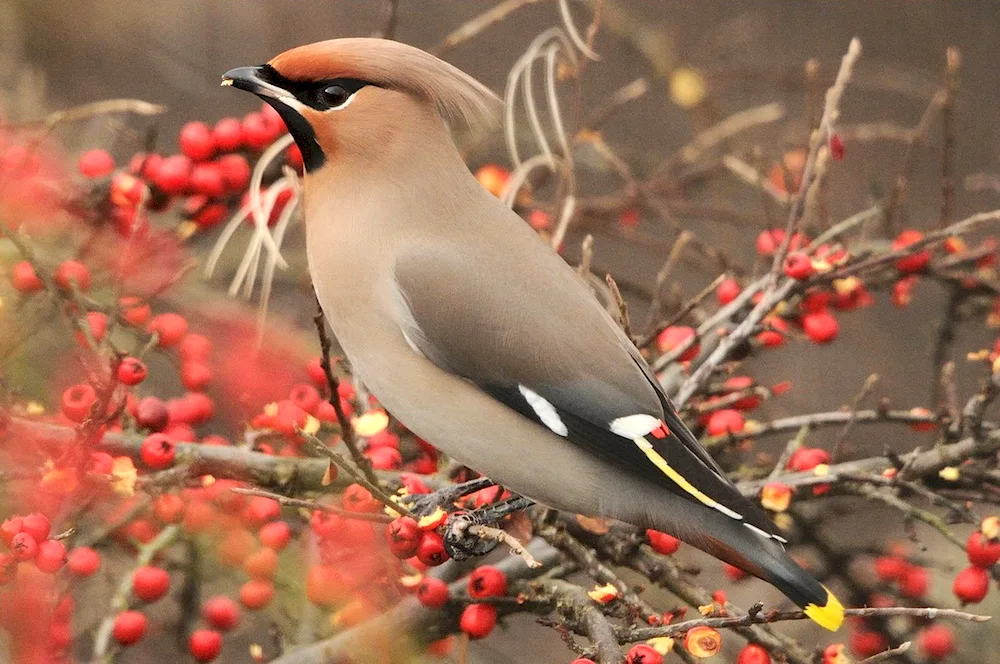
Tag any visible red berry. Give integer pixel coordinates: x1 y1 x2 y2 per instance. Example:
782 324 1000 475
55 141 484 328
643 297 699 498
182 362 213 391
67 546 101 576
10 532 38 561
78 149 116 178
286 143 303 171
20 513 51 541
626 643 663 664
716 278 741 305
416 531 448 566
737 644 771 664
180 334 212 362
0 518 23 547
53 260 92 291
153 494 186 524
35 538 66 573
155 155 191 195
706 409 745 436
190 163 225 197
180 121 216 161
657 326 698 361
646 529 681 555
188 629 223 662
571 660 597 664
966 531 1000 568
899 565 929 598
11 261 42 294
828 133 845 161
242 113 274 151
385 517 421 559
802 311 838 344
202 596 241 631
140 433 177 470
850 629 888 658
133 565 170 602
953 565 989 604
787 447 830 472
147 313 189 347
212 117 244 152
243 547 279 579
117 357 148 386
289 383 321 414
77 311 108 347
873 555 907 582
239 579 275 609
468 565 507 598
245 496 281 525
112 611 147 645
918 624 954 659
366 445 402 470
135 396 169 431
783 251 814 280
217 153 251 191
416 577 449 608
459 603 497 639
119 296 151 326
258 521 292 551
892 230 931 274
757 316 788 347
342 484 378 513
756 229 784 256
62 383 96 422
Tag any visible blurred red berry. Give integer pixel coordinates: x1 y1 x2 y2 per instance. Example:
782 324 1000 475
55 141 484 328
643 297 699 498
737 644 771 664
757 317 788 347
133 565 170 602
899 565 929 598
155 155 192 195
147 313 188 347
245 496 281 525
706 409 745 436
53 260 92 291
239 579 275 609
182 362 213 391
78 149 116 178
180 121 216 161
202 596 241 631
135 396 169 431
112 611 147 645
646 529 681 555
11 261 42 293
243 547 279 579
716 278 741 305
190 162 225 197
366 445 402 470
140 433 176 469
892 230 931 273
119 296 151 326
386 517 421 559
35 539 66 573
802 311 838 344
657 326 698 361
850 629 887 658
873 555 907 582
783 251 814 280
20 513 50 541
153 494 186 524
67 546 101 576
217 153 251 191
189 629 222 662
259 521 292 551
242 113 273 151
212 117 244 152
918 624 954 659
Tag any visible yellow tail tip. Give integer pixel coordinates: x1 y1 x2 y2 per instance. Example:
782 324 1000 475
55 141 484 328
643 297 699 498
803 586 844 631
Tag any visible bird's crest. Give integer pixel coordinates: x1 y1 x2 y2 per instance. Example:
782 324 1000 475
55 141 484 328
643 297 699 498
268 38 501 130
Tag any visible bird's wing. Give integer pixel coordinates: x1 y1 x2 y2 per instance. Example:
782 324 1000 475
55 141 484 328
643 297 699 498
392 244 783 542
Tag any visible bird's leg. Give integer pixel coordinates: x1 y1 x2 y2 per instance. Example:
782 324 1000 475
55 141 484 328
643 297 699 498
443 495 535 561
401 477 496 516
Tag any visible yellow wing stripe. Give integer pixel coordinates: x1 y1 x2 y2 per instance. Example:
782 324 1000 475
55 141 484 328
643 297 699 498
632 437 741 518
803 585 845 631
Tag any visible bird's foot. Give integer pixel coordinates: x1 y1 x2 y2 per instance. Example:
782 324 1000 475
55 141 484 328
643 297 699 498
441 495 534 561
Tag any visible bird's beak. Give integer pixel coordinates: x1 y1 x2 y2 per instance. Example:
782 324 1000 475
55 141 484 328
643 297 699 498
221 66 301 109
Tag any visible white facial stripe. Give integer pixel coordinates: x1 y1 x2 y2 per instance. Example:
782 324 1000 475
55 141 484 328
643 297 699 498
609 414 661 438
329 92 358 111
518 385 568 436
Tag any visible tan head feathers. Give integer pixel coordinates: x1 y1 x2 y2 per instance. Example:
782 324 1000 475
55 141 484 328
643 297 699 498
268 38 501 129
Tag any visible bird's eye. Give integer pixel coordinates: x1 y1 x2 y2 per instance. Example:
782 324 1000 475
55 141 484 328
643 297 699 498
321 84 351 108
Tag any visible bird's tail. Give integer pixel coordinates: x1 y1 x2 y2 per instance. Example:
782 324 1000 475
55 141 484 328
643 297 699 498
647 497 844 631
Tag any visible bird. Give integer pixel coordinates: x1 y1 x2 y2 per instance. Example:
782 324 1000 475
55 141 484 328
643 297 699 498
222 37 843 631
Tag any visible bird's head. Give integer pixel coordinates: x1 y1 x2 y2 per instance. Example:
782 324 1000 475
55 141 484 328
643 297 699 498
222 38 500 173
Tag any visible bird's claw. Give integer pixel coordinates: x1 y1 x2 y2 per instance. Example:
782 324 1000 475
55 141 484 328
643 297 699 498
442 512 500 560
